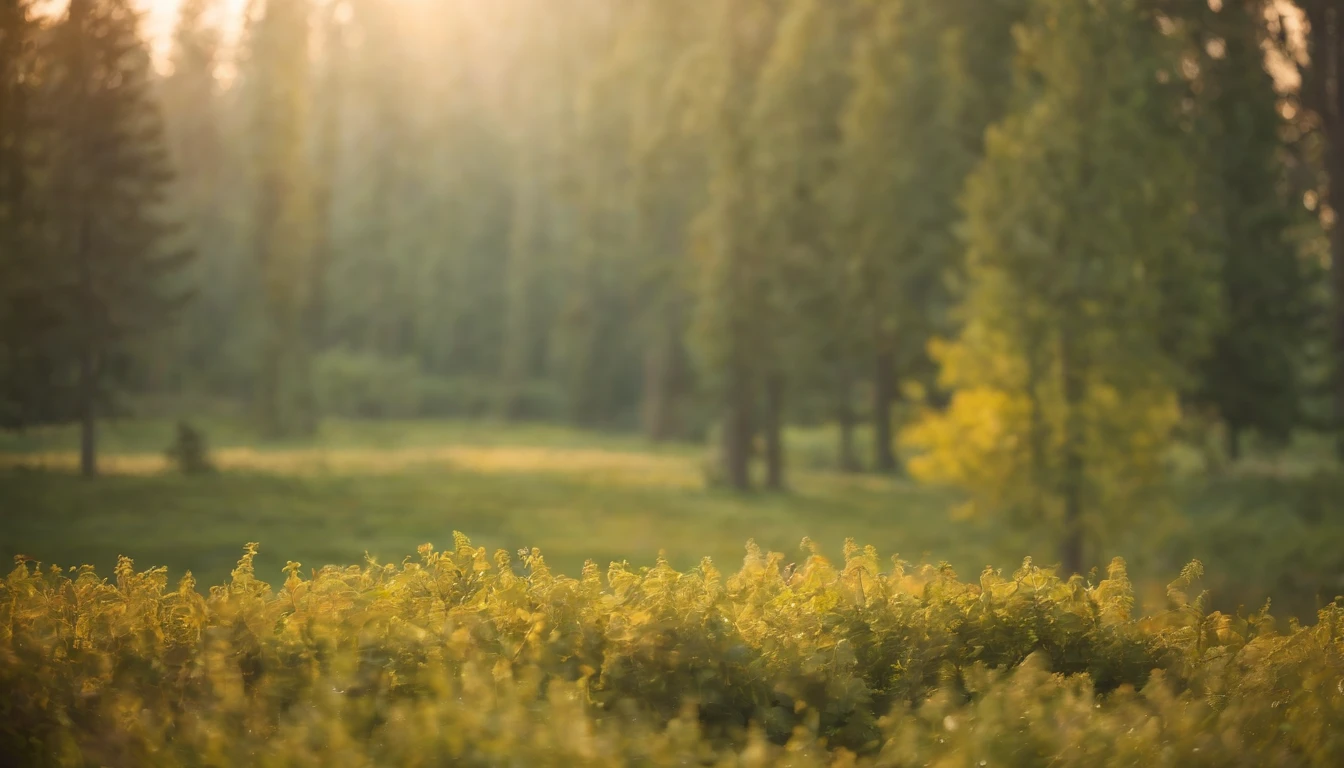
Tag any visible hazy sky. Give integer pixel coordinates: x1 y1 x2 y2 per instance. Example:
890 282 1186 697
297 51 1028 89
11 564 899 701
140 0 249 66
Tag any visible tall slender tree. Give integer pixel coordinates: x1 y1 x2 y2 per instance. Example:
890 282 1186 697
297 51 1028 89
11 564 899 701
1176 0 1318 460
159 0 226 392
247 0 315 437
1283 2 1344 457
749 0 860 487
306 0 346 357
561 1 644 428
833 0 1024 475
41 0 191 475
627 0 711 442
690 0 783 490
0 0 53 427
904 0 1218 574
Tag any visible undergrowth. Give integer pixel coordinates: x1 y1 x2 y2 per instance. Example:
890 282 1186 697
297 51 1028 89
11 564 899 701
2 537 1341 766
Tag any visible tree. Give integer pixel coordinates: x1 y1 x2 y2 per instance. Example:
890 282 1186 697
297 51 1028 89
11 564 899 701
1178 0 1317 460
246 0 315 437
40 0 191 475
306 0 346 356
1280 1 1344 457
748 0 860 487
494 0 578 420
903 0 1218 575
556 0 641 429
0 0 57 427
690 0 783 490
832 0 1025 475
159 0 227 393
626 0 712 442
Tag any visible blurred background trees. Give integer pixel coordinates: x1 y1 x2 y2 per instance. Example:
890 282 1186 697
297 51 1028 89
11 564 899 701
0 0 1340 564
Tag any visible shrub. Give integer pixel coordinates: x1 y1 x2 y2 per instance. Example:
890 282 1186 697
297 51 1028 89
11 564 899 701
2 539 1341 766
163 421 214 475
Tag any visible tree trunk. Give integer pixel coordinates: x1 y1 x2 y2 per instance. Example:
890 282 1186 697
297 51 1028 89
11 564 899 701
764 374 785 490
1059 329 1085 577
642 326 681 442
1026 349 1049 503
292 320 317 437
77 215 96 478
78 358 96 478
837 373 860 473
722 371 752 490
258 305 283 438
1227 424 1242 463
499 158 538 422
873 348 898 473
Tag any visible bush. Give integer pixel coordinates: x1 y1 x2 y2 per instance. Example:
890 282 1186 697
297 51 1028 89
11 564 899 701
163 421 214 474
2 540 1342 766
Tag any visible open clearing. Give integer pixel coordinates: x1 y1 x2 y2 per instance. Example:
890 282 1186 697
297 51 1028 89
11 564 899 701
2 418 1342 619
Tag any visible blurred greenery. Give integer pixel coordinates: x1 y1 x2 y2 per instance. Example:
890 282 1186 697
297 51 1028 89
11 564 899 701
3 418 1343 621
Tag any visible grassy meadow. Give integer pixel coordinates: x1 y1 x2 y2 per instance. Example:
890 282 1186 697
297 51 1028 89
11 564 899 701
3 416 1343 621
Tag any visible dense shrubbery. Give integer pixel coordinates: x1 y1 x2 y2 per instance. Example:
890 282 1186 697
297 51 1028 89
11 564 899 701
2 538 1342 766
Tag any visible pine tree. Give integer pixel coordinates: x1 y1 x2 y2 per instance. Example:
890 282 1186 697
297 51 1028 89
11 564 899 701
40 0 191 475
904 0 1219 574
0 0 55 427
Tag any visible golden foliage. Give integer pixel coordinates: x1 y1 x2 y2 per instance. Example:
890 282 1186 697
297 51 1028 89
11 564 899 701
2 540 1342 765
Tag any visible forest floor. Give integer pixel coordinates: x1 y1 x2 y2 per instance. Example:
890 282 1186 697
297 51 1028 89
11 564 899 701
2 417 1343 619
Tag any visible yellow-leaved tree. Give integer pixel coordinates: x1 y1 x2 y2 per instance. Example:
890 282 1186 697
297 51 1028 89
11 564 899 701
902 0 1220 576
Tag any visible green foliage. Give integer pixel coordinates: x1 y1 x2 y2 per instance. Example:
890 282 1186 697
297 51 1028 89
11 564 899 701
1172 0 1321 454
17 0 1314 491
6 0 191 472
313 350 425 420
2 540 1341 765
164 421 214 475
905 0 1220 566
314 351 569 422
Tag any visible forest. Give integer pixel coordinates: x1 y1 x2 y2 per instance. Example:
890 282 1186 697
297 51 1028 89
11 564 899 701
3 0 1344 764
3 0 1342 574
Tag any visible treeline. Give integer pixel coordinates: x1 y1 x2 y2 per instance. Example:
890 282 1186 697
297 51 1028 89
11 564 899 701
2 3 1343 547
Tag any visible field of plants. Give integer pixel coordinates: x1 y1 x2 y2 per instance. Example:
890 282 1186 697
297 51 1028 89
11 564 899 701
3 533 1343 766
4 421 1344 765
4 419 1344 766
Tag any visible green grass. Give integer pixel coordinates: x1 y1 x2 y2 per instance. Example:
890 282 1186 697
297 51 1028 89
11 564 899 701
0 414 694 456
2 417 1343 620
0 461 1001 594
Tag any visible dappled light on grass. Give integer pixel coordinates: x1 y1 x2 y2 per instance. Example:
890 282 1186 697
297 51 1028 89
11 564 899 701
0 444 704 488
